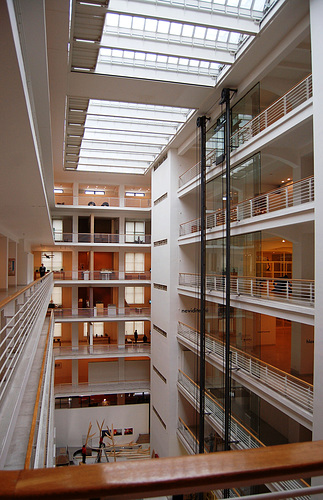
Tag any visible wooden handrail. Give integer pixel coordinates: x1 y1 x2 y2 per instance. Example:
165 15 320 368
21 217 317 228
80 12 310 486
0 273 52 311
1 441 323 499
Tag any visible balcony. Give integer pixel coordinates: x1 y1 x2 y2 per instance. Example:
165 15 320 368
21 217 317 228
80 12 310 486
53 307 151 322
53 270 151 282
179 273 314 308
53 343 151 359
54 194 151 209
178 74 313 190
54 379 150 398
53 232 151 245
179 176 314 238
177 370 308 496
177 321 313 421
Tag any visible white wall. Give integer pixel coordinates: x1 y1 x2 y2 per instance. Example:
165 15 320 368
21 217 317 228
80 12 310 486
55 403 149 448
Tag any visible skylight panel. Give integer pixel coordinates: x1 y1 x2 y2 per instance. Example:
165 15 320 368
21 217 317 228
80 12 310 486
135 52 146 60
193 26 206 39
218 31 229 42
157 55 168 64
145 18 157 31
132 17 145 30
205 28 218 41
157 20 170 34
106 12 118 26
179 58 189 66
168 56 178 64
182 25 194 37
170 22 182 35
146 53 157 62
229 32 241 44
119 14 132 29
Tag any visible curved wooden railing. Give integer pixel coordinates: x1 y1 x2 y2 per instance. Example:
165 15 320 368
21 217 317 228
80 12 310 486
1 441 323 498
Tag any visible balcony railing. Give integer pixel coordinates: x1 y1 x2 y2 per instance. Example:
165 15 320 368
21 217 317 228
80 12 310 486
0 274 53 404
55 194 151 208
178 321 313 414
178 75 312 190
53 232 151 244
178 370 308 496
179 176 314 236
231 74 312 150
54 379 150 396
53 344 151 357
53 307 151 320
178 273 315 307
53 270 151 281
178 369 264 451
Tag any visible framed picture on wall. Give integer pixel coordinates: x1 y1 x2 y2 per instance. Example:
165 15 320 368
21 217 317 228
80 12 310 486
113 428 122 436
8 258 15 276
124 427 133 435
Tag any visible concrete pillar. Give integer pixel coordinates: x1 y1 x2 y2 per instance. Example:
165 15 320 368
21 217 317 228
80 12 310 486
17 240 33 285
72 323 79 349
72 215 78 243
73 182 79 206
311 0 323 445
8 240 17 287
0 236 8 290
72 359 78 385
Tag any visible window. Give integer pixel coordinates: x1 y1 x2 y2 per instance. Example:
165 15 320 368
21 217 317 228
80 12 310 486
125 321 144 335
53 220 63 241
125 286 144 304
94 322 104 336
125 253 145 272
41 252 63 271
54 323 62 337
126 221 145 243
51 287 62 306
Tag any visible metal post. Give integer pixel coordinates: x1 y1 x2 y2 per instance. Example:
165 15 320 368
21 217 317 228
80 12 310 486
197 116 207 456
221 88 232 453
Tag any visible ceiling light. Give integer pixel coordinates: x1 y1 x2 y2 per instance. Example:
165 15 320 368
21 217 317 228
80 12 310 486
95 190 105 195
85 190 95 195
54 188 64 194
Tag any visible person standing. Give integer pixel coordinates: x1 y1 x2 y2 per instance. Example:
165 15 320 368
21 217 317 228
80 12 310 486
82 444 87 464
134 329 138 343
39 263 46 277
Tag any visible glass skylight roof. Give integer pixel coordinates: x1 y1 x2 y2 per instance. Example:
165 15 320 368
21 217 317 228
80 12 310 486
68 99 194 174
67 0 278 173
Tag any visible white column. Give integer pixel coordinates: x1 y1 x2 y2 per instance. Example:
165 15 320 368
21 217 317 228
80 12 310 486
17 240 33 285
311 0 323 447
73 182 79 206
0 236 8 290
8 240 17 287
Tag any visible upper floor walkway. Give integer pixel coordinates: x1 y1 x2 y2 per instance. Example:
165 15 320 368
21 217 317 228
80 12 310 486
53 269 151 284
179 175 314 243
177 371 309 497
178 74 313 193
177 321 312 430
53 306 151 322
53 343 151 360
54 193 151 210
0 274 54 470
53 232 151 245
178 273 314 325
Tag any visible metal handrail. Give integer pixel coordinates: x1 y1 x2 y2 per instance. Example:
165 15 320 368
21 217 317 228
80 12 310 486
178 322 313 413
178 273 315 307
52 270 151 281
177 370 309 496
179 176 314 236
231 74 312 149
54 194 151 208
0 274 53 403
53 232 151 244
178 75 312 189
53 307 151 319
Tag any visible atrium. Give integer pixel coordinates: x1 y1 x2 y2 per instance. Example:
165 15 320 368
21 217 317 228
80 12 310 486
0 0 322 498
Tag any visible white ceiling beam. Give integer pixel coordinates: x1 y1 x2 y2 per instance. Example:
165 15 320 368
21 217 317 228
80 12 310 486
100 34 235 64
85 117 179 134
107 0 259 35
87 105 190 122
94 62 217 86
